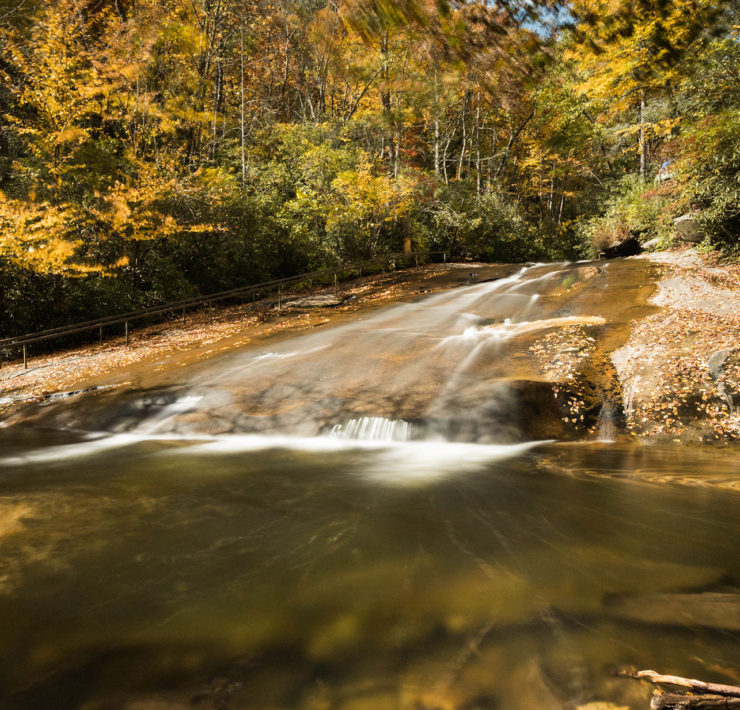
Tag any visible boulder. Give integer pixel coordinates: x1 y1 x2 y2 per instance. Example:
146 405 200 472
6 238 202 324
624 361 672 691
674 214 702 242
707 348 736 380
707 347 740 412
642 237 661 251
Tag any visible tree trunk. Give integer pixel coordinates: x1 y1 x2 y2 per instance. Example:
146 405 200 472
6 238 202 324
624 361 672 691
380 32 393 174
475 87 481 193
639 88 647 180
619 670 740 698
434 118 440 177
457 90 469 181
496 109 534 178
558 189 565 225
651 694 740 709
240 27 246 192
433 68 440 177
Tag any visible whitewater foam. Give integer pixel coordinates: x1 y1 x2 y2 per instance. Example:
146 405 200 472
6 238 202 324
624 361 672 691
0 431 549 485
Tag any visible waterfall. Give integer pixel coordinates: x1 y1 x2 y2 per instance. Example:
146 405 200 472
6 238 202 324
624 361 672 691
135 395 203 434
9 260 615 452
328 417 412 442
596 402 617 442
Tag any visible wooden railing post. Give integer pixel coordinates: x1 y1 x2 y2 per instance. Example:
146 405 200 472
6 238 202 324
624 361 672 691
23 343 27 369
125 321 129 346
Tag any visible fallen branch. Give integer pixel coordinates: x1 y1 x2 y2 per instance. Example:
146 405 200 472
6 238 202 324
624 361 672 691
618 670 740 699
651 693 740 709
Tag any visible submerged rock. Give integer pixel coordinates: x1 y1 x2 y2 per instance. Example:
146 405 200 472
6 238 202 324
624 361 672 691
604 592 740 632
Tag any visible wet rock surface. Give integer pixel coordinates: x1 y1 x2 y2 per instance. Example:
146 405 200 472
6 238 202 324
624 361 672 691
6 250 739 449
1 263 506 419
9 259 661 447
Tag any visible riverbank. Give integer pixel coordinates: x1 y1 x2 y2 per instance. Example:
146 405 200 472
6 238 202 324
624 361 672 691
613 248 740 443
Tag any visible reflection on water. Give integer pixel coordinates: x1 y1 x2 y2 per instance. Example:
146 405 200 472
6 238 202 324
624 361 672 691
0 434 739 710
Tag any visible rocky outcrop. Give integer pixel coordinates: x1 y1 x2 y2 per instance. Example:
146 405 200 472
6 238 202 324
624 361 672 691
641 237 661 250
612 250 740 443
707 347 740 413
283 294 345 308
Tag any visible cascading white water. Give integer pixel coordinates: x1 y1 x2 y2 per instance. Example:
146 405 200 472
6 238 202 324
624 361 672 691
328 416 412 441
596 402 617 442
135 395 204 434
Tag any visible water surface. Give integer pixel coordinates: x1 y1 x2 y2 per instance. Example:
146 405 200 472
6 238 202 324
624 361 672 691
1 261 738 710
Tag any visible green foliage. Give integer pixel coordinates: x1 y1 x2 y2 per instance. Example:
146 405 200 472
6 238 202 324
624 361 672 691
0 0 738 337
425 182 544 262
577 176 682 257
679 110 740 254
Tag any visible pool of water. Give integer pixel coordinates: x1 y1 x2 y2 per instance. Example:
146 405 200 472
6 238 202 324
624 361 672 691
0 433 738 710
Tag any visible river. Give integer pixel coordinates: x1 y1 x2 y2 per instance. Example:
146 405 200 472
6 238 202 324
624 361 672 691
1 261 738 710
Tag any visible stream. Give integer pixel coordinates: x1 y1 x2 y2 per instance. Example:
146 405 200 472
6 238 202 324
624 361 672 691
1 260 739 710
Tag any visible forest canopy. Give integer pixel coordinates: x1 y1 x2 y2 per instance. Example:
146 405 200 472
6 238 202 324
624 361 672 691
0 0 738 335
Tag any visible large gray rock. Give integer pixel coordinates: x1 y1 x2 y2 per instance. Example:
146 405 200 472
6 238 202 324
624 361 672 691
642 237 661 250
707 348 735 380
605 592 740 632
674 213 702 242
707 347 740 413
